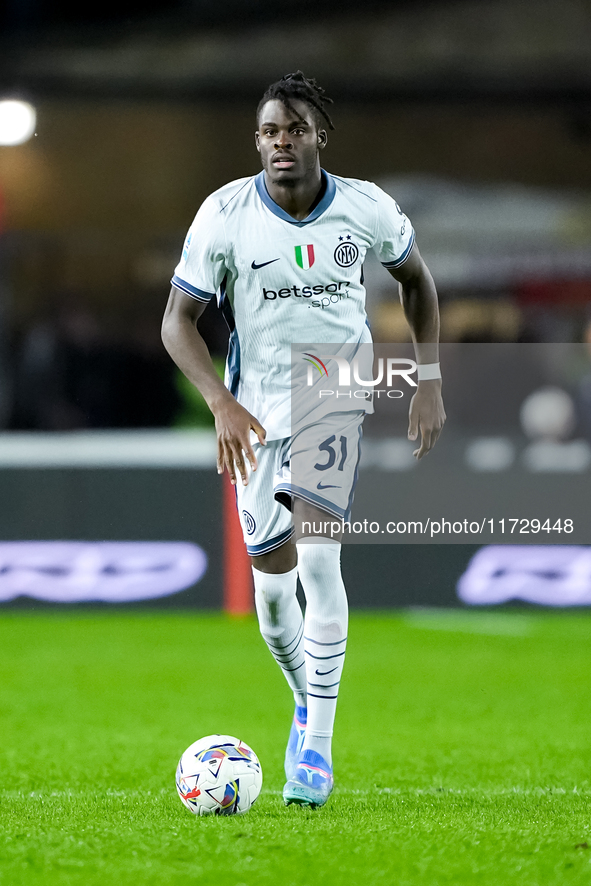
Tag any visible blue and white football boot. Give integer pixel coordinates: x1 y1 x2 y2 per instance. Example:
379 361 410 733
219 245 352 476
284 705 307 781
283 749 334 808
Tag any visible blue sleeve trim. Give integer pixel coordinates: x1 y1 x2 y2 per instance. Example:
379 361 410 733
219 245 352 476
381 229 416 269
171 275 215 303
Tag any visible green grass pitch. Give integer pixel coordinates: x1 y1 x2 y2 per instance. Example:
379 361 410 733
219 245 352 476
1 609 590 885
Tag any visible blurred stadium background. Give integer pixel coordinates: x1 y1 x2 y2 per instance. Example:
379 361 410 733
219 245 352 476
1 0 591 610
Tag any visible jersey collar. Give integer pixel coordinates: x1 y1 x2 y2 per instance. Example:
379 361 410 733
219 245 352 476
255 170 336 226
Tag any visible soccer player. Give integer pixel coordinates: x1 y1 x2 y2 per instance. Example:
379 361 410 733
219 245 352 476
161 72 445 808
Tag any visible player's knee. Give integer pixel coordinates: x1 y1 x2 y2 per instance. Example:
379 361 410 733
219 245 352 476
256 584 292 609
296 542 347 619
296 541 341 580
253 569 299 632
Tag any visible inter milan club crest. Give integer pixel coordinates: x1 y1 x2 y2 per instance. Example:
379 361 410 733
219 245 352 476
334 235 359 268
242 510 256 535
294 244 315 270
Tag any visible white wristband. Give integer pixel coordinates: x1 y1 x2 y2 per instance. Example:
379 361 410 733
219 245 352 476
417 362 441 381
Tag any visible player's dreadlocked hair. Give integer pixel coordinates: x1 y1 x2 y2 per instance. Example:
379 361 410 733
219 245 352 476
257 71 335 131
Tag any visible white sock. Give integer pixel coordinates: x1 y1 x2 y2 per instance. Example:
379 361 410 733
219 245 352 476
296 540 348 767
252 564 307 707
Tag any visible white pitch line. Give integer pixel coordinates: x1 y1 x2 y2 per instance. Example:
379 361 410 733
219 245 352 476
403 607 533 636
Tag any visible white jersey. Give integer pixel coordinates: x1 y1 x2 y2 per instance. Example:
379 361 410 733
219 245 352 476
172 170 415 440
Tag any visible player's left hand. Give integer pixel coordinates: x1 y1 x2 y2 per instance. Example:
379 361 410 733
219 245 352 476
407 379 446 459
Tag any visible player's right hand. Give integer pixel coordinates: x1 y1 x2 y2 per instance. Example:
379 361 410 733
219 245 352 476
214 397 266 486
407 379 445 459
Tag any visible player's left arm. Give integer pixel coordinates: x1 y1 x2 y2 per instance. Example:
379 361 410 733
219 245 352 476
387 243 446 459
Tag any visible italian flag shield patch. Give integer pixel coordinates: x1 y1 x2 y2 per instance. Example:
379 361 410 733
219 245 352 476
294 244 315 270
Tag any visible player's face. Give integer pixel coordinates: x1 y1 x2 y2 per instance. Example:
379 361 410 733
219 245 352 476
255 99 327 184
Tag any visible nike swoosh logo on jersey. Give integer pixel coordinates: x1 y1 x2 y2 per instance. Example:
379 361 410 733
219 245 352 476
316 482 341 490
251 258 280 269
315 666 338 676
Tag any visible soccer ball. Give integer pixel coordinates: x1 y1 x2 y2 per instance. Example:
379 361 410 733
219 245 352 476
175 734 263 816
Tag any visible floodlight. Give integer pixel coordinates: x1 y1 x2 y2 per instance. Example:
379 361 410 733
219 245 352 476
0 100 37 146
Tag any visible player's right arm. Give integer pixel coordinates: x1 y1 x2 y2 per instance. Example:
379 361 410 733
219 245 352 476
161 286 266 485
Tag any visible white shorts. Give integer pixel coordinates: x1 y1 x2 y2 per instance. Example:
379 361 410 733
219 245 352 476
235 410 365 556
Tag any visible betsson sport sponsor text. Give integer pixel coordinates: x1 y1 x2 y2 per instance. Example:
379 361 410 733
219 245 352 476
263 280 351 309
